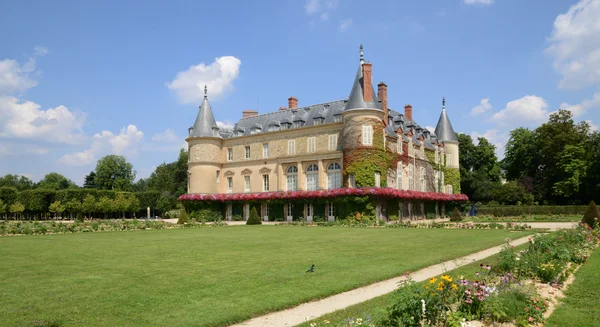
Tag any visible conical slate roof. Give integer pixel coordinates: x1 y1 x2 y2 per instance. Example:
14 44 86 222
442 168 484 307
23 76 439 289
190 86 219 138
434 98 458 142
344 46 381 111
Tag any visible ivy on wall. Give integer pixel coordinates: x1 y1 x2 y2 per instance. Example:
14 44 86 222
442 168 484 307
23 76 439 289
343 119 396 187
444 167 461 194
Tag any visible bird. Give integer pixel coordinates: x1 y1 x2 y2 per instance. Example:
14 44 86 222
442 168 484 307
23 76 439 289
306 264 315 273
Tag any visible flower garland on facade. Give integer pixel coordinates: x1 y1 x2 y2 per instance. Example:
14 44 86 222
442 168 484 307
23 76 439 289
178 187 469 203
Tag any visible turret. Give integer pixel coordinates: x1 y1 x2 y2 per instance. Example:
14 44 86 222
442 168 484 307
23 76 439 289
186 86 223 193
434 97 459 169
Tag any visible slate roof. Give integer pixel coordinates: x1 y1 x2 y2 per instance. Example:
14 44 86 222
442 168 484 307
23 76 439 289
344 63 381 111
434 99 458 142
189 86 219 138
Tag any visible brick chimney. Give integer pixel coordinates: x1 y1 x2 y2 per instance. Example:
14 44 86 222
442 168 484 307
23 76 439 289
288 96 298 109
242 110 258 118
378 82 388 126
404 104 413 122
362 63 373 102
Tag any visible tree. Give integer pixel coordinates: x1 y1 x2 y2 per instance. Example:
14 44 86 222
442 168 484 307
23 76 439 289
0 199 6 219
64 199 82 219
93 155 136 191
473 138 501 182
0 174 34 191
82 194 96 218
96 196 115 219
582 200 600 228
246 206 262 225
83 171 97 189
132 178 149 192
38 173 77 190
48 200 65 219
502 128 537 181
553 144 588 198
450 207 462 222
177 207 189 224
9 202 25 219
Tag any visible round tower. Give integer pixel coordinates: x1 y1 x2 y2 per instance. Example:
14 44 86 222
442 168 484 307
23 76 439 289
186 86 223 194
341 45 387 187
434 97 460 193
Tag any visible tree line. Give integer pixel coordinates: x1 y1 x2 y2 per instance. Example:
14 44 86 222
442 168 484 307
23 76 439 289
0 149 188 219
459 110 599 205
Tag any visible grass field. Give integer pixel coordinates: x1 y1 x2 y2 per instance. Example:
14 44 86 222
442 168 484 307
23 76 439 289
0 226 531 327
545 248 600 327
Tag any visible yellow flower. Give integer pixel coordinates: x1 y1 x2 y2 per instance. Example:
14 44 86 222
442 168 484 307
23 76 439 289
441 274 453 282
324 320 330 324
451 283 458 290
429 277 437 284
438 281 445 288
437 286 443 291
425 285 429 290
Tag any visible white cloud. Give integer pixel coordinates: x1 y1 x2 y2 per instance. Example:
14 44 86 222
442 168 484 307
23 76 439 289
0 95 86 144
545 0 600 89
152 128 178 142
320 12 329 21
559 92 600 118
216 120 234 130
490 95 549 125
305 0 320 14
58 125 144 166
464 0 494 5
471 98 493 116
166 56 241 104
471 129 508 159
586 119 599 131
0 47 47 94
339 19 353 32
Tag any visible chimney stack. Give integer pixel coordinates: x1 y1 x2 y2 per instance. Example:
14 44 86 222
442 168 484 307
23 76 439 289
362 63 373 102
378 82 388 126
404 104 413 122
288 96 298 109
242 110 258 118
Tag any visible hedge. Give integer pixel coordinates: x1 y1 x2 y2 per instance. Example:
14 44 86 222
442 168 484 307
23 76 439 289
478 205 587 217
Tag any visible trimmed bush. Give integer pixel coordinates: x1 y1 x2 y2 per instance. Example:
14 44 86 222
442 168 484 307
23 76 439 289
177 208 189 224
246 207 262 225
478 205 586 217
450 207 463 222
582 200 600 228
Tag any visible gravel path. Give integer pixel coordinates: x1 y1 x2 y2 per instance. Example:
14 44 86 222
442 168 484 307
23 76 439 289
230 235 533 327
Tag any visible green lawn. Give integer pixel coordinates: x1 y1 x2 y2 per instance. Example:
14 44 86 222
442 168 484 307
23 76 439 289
295 244 529 327
545 247 600 327
0 226 531 327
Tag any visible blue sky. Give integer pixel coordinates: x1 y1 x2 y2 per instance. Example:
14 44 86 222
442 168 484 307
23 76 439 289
1 0 599 185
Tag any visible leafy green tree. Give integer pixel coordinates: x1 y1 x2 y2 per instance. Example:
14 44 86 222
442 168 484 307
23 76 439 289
38 172 78 190
0 199 6 219
64 199 82 219
9 202 25 219
246 206 262 225
553 144 588 198
49 200 65 219
0 187 18 206
155 195 173 216
82 194 97 218
93 155 136 191
83 171 97 189
96 196 115 219
0 174 34 191
493 181 534 205
473 138 501 182
502 128 537 181
132 178 149 192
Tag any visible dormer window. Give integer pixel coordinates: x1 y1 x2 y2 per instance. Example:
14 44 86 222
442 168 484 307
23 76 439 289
294 121 304 128
334 115 342 122
313 118 325 125
268 126 279 132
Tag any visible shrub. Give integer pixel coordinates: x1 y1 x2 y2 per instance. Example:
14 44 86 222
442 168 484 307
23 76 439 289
582 200 600 228
478 205 586 217
246 207 262 225
382 280 425 327
177 208 189 224
75 212 84 222
483 286 532 323
232 214 243 221
450 207 462 221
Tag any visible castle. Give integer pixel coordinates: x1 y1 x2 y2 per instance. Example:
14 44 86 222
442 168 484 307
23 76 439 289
179 46 465 222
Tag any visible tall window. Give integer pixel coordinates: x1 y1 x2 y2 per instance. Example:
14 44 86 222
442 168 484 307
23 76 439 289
227 177 233 193
327 162 342 189
227 148 233 161
216 171 220 184
306 164 318 191
287 203 293 218
446 153 452 166
408 164 414 191
328 203 335 217
264 205 269 219
245 146 250 160
307 137 316 153
286 165 298 191
441 171 445 193
397 140 403 154
362 125 373 145
244 176 250 193
408 140 414 157
288 140 295 155
263 174 269 192
434 148 439 164
329 134 338 151
307 203 314 218
374 172 381 187
420 167 425 192
397 162 403 190
263 143 269 158
435 171 439 193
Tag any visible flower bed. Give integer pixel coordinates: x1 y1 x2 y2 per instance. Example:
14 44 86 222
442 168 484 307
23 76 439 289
178 187 469 203
0 219 226 236
304 224 599 327
388 221 533 230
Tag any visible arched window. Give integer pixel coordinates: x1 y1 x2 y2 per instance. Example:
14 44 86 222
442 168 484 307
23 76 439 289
306 164 318 191
327 162 342 189
287 166 298 191
397 162 403 190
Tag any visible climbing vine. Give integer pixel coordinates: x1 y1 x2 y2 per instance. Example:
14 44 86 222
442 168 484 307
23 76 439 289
443 167 461 194
343 119 396 187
